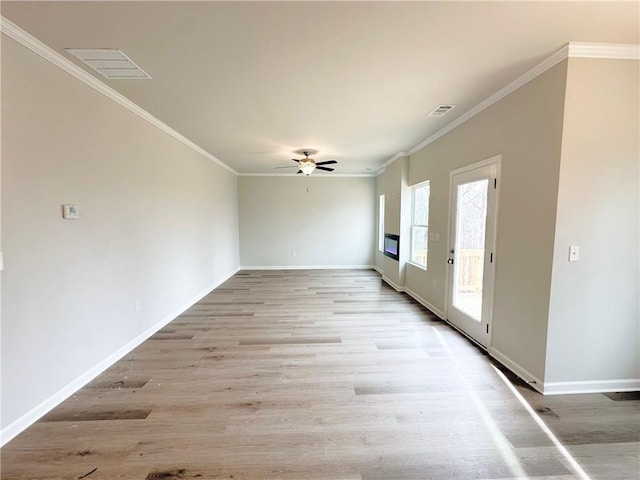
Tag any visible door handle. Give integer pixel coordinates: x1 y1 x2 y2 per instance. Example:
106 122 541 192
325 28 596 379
447 258 454 264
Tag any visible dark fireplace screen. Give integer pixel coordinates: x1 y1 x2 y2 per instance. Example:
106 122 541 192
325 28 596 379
383 234 399 261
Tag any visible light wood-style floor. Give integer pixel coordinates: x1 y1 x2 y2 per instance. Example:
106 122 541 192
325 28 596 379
2 270 638 479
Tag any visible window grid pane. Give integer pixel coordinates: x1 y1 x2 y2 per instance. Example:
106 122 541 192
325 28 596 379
378 194 385 251
410 182 430 268
411 226 428 266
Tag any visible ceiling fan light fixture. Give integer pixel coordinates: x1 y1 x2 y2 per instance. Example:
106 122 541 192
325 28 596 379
299 159 316 175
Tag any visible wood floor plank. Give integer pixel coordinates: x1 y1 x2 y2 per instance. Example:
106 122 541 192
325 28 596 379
238 337 342 345
40 409 152 422
1 269 637 479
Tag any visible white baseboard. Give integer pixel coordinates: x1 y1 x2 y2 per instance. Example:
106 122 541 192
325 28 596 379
381 275 404 292
541 378 640 395
489 346 640 395
372 265 383 275
379 273 444 320
240 265 376 271
404 287 445 319
489 346 545 394
0 266 240 447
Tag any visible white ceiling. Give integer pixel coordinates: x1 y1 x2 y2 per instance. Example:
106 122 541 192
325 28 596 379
2 1 639 174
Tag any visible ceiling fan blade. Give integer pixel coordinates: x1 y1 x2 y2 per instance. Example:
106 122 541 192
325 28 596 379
274 165 297 169
315 160 337 166
315 166 335 172
292 158 300 163
296 170 303 174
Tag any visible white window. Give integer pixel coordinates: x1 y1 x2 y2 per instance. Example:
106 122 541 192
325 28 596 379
410 181 430 268
378 194 385 251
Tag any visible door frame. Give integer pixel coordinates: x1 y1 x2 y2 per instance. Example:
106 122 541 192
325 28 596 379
444 154 502 349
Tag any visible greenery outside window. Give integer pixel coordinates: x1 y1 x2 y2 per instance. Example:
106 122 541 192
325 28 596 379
378 194 385 251
410 181 430 268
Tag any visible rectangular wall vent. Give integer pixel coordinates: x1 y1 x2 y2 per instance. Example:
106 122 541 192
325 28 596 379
65 49 151 80
428 104 455 117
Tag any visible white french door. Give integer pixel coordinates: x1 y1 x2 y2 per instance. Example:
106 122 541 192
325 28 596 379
446 158 499 347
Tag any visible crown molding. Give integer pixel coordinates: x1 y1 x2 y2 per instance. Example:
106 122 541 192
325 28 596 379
403 41 639 160
408 44 571 156
383 151 409 168
567 42 639 60
5 19 636 178
0 16 238 176
375 151 409 176
238 173 376 178
374 152 411 177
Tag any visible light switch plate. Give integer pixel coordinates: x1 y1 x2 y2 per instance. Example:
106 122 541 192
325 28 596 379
569 245 580 262
62 204 79 219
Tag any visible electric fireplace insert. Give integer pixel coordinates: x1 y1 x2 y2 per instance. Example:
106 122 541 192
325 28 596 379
383 233 400 261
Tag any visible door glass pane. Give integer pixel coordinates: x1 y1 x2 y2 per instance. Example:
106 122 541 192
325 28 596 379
453 179 488 321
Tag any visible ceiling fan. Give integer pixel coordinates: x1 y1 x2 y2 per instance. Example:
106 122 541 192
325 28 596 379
275 151 337 175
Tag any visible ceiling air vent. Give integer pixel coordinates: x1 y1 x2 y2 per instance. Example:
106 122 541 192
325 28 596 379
65 49 151 80
428 104 455 117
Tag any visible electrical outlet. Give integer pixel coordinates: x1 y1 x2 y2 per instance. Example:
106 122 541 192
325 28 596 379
569 246 580 262
135 299 142 312
291 250 296 257
432 279 437 288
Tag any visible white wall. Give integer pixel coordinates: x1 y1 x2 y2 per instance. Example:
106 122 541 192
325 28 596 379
238 176 375 268
545 58 639 388
406 61 568 383
377 157 411 289
1 36 240 437
384 55 639 393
